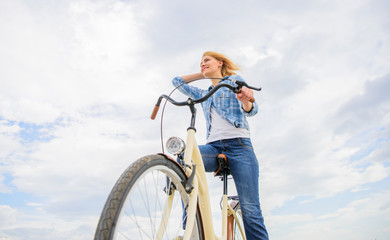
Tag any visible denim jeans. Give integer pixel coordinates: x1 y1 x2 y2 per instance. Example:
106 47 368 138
199 138 268 240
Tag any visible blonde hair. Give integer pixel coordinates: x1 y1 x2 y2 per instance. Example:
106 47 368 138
203 51 239 77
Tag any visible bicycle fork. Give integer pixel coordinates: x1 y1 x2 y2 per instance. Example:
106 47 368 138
156 189 175 239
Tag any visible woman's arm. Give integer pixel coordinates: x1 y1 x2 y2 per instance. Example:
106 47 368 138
180 73 204 82
172 75 206 100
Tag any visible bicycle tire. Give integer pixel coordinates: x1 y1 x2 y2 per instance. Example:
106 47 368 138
94 154 204 240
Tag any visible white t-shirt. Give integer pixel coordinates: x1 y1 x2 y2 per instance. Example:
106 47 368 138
206 107 250 143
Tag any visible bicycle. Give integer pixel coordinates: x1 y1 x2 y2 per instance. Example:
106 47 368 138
94 78 261 240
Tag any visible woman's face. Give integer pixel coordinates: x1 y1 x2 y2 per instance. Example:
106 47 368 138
200 55 223 77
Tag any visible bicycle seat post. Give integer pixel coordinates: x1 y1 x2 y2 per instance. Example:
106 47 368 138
223 171 228 195
214 154 230 196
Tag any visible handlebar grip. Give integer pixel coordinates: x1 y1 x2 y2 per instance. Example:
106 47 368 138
150 105 160 120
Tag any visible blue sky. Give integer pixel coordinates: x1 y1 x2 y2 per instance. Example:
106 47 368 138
0 0 389 239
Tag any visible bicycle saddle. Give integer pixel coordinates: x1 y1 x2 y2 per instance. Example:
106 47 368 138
214 154 231 177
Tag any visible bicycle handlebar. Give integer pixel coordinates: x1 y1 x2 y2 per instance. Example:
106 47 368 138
151 80 261 120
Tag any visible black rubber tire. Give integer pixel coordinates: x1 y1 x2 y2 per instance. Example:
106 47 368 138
94 154 204 240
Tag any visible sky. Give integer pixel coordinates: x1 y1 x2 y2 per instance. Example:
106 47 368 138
0 0 389 239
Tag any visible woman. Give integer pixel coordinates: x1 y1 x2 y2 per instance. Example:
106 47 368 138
172 51 268 240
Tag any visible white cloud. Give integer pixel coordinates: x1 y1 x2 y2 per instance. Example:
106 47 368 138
0 204 96 240
0 205 17 227
268 191 390 240
0 0 157 124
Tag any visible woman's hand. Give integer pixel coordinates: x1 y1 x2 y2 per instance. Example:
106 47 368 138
236 86 254 112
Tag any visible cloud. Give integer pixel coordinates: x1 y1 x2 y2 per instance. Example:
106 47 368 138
269 191 390 240
0 0 158 124
336 74 390 134
0 204 96 240
0 205 17 227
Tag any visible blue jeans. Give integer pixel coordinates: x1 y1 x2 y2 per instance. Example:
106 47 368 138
200 138 268 240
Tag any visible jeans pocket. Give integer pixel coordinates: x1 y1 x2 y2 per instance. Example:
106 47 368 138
237 138 253 150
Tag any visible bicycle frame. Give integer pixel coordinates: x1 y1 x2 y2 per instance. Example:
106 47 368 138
180 128 245 240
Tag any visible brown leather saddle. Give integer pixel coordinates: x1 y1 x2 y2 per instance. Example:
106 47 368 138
214 154 231 177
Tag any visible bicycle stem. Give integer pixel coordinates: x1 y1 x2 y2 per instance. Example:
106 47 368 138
188 100 197 131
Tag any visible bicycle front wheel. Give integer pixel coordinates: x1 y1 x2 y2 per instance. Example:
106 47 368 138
95 154 204 240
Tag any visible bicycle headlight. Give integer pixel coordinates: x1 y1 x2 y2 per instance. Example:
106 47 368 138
166 137 185 155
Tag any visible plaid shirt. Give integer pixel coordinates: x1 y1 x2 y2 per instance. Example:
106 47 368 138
172 75 258 138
